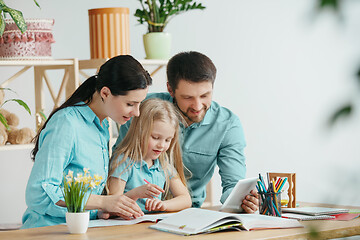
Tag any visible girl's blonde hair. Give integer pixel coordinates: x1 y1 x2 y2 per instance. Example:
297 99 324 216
107 98 187 198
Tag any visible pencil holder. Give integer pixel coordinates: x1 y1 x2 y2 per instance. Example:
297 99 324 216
258 191 282 217
268 172 296 208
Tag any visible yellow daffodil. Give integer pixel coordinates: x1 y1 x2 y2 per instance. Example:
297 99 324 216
94 174 102 181
61 168 102 213
67 170 73 178
83 168 89 175
90 181 96 189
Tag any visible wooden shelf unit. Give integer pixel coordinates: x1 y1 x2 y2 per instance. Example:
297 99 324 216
0 58 168 149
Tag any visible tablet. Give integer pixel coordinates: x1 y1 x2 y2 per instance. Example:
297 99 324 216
219 177 258 213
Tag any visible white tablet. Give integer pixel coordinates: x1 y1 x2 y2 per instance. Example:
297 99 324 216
219 177 258 213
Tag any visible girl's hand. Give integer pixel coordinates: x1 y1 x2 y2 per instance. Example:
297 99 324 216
127 183 165 200
145 198 167 212
102 194 144 219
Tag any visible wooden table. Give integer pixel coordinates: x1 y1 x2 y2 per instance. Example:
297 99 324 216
1 203 360 240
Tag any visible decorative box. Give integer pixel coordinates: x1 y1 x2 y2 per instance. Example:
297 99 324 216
0 19 55 59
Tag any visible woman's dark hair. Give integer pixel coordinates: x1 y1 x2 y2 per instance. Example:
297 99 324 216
167 51 217 91
31 55 152 161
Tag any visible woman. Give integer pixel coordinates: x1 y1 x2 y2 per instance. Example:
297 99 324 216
21 55 152 229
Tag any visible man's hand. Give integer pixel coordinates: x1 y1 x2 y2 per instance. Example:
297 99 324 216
241 190 259 213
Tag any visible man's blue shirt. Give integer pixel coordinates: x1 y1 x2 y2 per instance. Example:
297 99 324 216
114 93 246 207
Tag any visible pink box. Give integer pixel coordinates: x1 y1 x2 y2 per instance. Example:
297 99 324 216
0 19 55 59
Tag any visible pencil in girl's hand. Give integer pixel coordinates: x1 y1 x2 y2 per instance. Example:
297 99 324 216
144 179 151 184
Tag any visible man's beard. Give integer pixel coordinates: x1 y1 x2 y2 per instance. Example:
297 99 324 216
173 98 208 124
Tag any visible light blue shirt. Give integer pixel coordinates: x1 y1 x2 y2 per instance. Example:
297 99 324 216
21 103 109 229
111 156 174 213
114 93 246 208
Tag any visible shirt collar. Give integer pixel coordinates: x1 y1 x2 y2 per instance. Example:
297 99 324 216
76 102 109 129
135 158 161 171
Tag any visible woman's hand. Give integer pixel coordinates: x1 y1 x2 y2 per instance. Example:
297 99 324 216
126 183 165 200
145 198 167 212
102 194 144 219
241 190 259 214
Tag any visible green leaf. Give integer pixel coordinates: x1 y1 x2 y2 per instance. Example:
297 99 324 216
6 8 27 33
0 87 16 94
33 0 41 9
356 66 360 87
135 0 206 32
328 104 352 126
3 99 31 115
38 111 47 121
13 99 31 115
0 113 10 130
0 12 5 37
318 0 339 11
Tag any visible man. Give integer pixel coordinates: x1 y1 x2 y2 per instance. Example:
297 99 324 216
114 51 258 213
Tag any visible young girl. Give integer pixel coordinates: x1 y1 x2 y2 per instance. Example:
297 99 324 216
22 55 152 229
107 98 191 213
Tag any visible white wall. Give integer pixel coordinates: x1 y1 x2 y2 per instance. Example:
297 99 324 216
1 0 360 224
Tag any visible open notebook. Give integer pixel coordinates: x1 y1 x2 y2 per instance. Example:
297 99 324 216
149 208 303 235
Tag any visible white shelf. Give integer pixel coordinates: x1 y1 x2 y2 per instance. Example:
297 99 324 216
0 143 34 151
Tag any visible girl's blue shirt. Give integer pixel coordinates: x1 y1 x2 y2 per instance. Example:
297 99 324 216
21 103 109 229
111 156 175 213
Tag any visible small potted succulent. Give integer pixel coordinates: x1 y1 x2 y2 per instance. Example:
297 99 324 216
134 0 206 59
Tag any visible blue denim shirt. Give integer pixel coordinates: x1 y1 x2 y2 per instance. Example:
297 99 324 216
21 104 109 229
113 93 246 208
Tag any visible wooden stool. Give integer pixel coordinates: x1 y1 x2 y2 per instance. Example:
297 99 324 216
268 172 296 208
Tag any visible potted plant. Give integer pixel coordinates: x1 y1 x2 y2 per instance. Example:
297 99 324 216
0 0 40 37
134 0 206 59
61 168 102 234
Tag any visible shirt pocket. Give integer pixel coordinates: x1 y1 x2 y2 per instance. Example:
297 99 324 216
183 147 217 180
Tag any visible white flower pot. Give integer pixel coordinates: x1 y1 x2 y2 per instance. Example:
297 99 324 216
66 211 90 234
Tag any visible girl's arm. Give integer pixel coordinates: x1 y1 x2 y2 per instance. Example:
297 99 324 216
146 177 191 212
108 176 164 201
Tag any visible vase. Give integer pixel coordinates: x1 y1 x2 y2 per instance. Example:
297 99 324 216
143 32 171 60
88 7 130 59
65 211 90 234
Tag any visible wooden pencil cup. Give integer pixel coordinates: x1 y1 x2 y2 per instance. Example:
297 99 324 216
268 173 296 208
